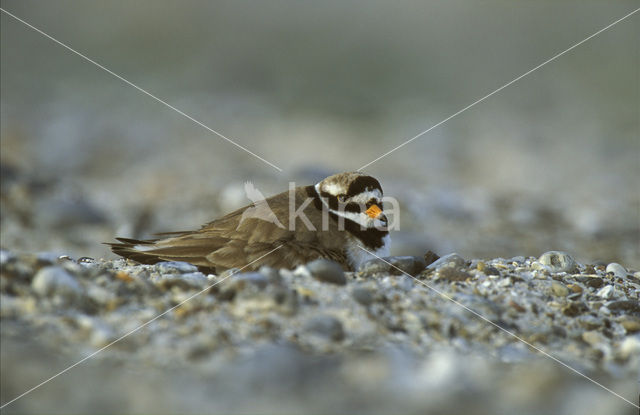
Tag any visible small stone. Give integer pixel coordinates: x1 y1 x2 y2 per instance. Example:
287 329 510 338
76 315 115 347
358 259 390 276
531 262 551 273
483 265 501 276
229 272 269 289
605 263 627 279
618 316 640 333
607 300 640 313
77 257 95 264
437 267 471 282
115 271 134 283
359 256 426 277
595 285 614 299
577 315 602 330
566 283 583 293
35 252 59 267
423 250 440 266
305 315 345 341
351 287 374 306
155 261 199 274
385 256 427 276
537 251 577 273
31 266 83 303
497 277 512 287
306 259 346 285
426 253 466 271
618 336 640 359
574 276 604 288
562 301 588 317
154 272 208 290
258 266 281 283
566 292 582 301
550 282 569 297
86 285 116 305
581 330 604 347
0 249 15 265
509 299 526 313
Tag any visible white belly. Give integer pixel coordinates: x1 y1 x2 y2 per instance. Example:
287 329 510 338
345 234 391 270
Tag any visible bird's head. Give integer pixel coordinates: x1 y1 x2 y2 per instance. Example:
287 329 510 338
315 172 387 229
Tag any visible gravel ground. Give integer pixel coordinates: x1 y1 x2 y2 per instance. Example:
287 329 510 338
1 4 637 413
1 249 638 414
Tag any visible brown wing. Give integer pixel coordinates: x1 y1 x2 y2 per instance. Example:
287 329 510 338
108 187 351 272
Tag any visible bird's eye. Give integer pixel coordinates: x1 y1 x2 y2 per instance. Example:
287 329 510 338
337 194 346 202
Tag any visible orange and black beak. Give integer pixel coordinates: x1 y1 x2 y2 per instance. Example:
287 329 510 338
365 204 383 219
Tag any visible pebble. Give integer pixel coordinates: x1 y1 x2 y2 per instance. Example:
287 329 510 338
437 267 471 282
306 259 346 285
618 336 640 359
606 300 640 313
0 249 15 265
228 272 269 289
605 263 627 279
536 251 576 273
477 261 501 276
154 272 208 290
86 285 116 305
573 276 604 288
581 330 604 347
388 256 427 275
155 261 199 274
305 315 345 341
562 302 588 317
577 315 602 330
258 266 282 283
359 256 426 277
595 285 614 300
426 253 466 271
31 266 83 303
76 315 115 347
35 252 60 267
351 287 374 306
423 250 440 266
618 316 640 333
566 283 583 294
550 282 569 297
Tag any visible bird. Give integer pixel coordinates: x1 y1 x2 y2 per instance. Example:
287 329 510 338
109 171 390 273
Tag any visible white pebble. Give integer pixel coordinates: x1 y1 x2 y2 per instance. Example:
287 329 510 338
595 285 614 299
32 266 83 303
537 251 576 273
605 263 627 279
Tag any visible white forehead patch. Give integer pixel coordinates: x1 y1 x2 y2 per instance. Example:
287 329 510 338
316 182 345 196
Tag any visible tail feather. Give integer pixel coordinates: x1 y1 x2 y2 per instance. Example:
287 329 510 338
107 234 226 273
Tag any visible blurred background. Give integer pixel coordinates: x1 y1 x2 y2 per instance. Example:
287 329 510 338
1 0 638 267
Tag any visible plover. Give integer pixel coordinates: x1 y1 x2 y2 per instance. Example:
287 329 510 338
110 172 390 272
